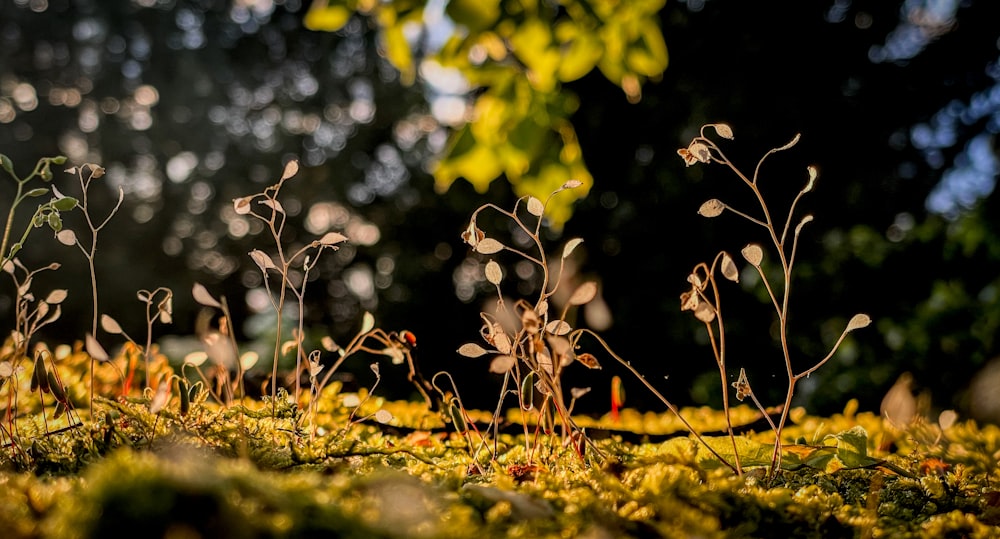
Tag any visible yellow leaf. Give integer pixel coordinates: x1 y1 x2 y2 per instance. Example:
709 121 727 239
304 3 351 32
383 22 415 85
445 0 501 32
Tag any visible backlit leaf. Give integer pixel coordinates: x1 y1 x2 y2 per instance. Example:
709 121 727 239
56 229 76 246
233 197 252 215
526 196 544 216
485 260 502 285
475 238 504 254
184 351 208 367
458 343 490 357
249 249 277 273
720 252 739 282
360 311 375 334
489 354 516 374
101 314 123 335
545 320 571 335
280 159 299 181
45 289 68 304
192 282 222 308
568 281 597 306
561 238 584 259
741 244 763 267
698 199 725 218
318 231 348 246
85 333 109 362
713 124 734 139
846 313 872 332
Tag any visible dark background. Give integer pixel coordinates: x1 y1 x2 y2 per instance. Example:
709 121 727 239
2 0 999 423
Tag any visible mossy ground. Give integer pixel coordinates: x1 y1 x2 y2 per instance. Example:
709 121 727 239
1 347 999 538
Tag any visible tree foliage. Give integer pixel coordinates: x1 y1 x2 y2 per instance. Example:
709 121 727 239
306 0 669 227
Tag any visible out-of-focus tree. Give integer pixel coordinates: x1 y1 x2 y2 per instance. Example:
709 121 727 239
305 0 668 227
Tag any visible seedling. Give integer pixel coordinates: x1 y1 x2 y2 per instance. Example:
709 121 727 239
233 159 348 414
0 154 76 269
457 181 622 463
100 286 173 392
55 163 124 411
677 123 871 476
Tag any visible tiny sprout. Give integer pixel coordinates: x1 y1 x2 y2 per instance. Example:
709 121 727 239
698 199 726 218
562 179 583 189
570 387 591 399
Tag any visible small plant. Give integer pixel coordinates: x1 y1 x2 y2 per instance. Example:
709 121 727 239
310 312 434 409
677 123 871 476
55 163 124 411
0 154 76 268
455 181 619 464
189 282 244 405
233 159 348 414
99 287 174 393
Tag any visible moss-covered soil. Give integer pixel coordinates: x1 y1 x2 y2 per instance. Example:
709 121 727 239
2 348 999 539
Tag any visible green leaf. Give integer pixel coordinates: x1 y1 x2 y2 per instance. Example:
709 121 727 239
46 212 62 232
50 156 67 165
0 154 13 175
52 197 79 211
445 0 500 32
25 188 49 197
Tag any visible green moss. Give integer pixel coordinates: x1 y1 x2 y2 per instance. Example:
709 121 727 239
1 389 999 538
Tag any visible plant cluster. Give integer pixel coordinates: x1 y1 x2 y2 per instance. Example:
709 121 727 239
1 124 869 481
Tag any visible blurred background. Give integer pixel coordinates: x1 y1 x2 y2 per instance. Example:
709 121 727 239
1 0 999 424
